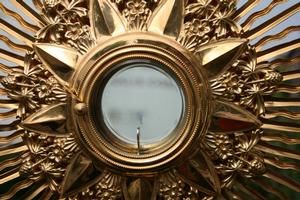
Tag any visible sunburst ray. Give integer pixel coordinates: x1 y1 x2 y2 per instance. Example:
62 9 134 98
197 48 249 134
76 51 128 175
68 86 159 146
261 133 300 145
257 38 300 63
0 18 34 46
0 2 39 33
270 54 300 69
0 167 20 185
0 49 25 66
0 63 14 74
235 181 267 200
0 34 32 52
0 178 41 200
243 2 300 40
282 68 300 81
241 0 287 32
36 189 54 200
263 170 300 193
263 110 300 120
265 97 300 107
265 157 300 173
0 130 23 144
250 178 288 200
262 121 300 133
0 142 28 157
232 0 261 21
0 154 23 171
254 25 300 51
255 141 300 160
20 183 49 200
8 0 46 26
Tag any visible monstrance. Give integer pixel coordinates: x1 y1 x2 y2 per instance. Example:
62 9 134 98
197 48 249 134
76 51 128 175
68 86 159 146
0 0 300 199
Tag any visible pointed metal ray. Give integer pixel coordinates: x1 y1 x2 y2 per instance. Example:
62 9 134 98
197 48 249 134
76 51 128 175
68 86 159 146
263 110 300 120
261 133 300 145
209 100 262 133
0 179 34 200
90 0 126 39
270 55 300 69
0 168 20 185
257 38 300 63
0 35 32 52
21 103 69 137
255 142 300 160
265 158 300 173
282 69 300 81
0 142 28 157
61 152 102 197
0 18 34 46
0 155 22 171
33 43 78 86
232 0 261 21
9 0 46 26
263 170 300 193
178 151 220 194
0 49 25 67
255 25 300 51
196 39 247 79
241 0 286 31
148 0 184 39
0 130 23 144
244 2 300 40
178 167 215 195
0 3 39 32
124 178 156 200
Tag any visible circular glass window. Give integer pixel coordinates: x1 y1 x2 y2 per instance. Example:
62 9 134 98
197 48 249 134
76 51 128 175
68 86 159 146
100 63 184 145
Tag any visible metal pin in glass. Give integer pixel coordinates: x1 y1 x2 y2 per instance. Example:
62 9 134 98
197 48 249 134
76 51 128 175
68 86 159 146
137 127 141 155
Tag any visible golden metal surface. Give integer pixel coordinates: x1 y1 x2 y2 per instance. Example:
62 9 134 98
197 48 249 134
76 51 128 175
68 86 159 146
0 0 299 199
244 2 300 39
0 18 34 46
0 2 39 33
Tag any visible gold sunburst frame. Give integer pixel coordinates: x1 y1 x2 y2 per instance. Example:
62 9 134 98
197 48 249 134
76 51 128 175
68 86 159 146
0 0 300 199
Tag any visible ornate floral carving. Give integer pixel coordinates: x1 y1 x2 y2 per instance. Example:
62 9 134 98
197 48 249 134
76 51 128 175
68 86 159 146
123 0 152 30
159 171 186 200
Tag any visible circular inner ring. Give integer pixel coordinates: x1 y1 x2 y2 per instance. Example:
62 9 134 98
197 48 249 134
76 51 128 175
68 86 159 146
100 61 184 146
71 33 210 172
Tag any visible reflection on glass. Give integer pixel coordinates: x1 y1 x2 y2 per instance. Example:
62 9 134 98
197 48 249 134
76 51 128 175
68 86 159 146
101 65 184 145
